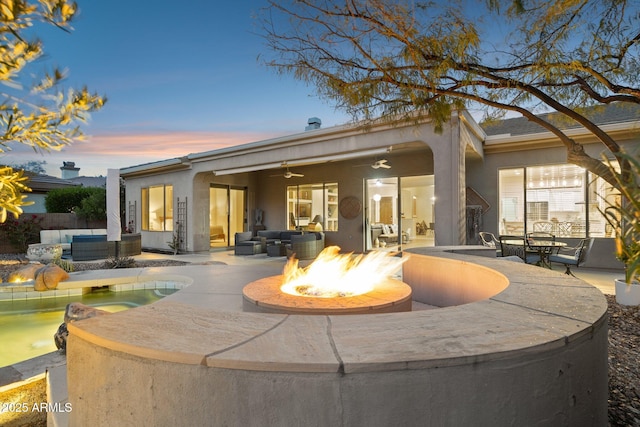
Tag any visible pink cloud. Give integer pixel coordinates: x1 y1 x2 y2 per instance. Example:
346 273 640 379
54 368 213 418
73 130 283 157
1 129 285 177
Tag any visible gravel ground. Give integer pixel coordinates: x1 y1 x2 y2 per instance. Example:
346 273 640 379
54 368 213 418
607 294 640 426
0 254 637 425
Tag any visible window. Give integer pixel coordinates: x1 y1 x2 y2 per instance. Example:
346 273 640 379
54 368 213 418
287 183 338 231
498 164 617 238
141 185 173 231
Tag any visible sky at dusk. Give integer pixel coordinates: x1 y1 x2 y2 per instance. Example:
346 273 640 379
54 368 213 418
2 1 351 177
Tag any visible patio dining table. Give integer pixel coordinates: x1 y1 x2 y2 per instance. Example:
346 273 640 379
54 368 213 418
504 239 567 268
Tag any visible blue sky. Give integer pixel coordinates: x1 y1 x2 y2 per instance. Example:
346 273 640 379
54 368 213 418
3 1 350 177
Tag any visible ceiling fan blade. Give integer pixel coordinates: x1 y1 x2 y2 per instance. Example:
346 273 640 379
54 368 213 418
371 159 391 169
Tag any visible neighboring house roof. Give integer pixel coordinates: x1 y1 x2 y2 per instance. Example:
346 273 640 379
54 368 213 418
23 172 79 193
69 176 106 188
482 103 640 136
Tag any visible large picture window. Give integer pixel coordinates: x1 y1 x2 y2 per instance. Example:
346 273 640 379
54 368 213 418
287 183 338 231
498 164 617 238
141 185 173 231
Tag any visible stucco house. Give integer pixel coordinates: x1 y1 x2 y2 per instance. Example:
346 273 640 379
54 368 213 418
120 104 640 269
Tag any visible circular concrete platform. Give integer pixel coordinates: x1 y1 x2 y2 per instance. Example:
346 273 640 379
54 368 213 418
66 249 608 426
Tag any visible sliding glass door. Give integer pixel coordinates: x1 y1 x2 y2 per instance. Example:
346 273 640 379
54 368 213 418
210 185 246 248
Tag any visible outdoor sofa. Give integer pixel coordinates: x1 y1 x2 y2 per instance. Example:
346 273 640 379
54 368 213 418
40 229 108 254
234 231 266 255
235 230 324 258
256 230 303 246
40 229 141 260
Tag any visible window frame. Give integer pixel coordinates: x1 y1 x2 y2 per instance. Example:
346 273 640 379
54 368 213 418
141 184 174 232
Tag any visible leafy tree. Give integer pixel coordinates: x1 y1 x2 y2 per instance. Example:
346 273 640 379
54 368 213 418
261 0 640 188
0 1 105 221
0 165 31 222
45 186 105 221
76 187 106 221
9 160 47 174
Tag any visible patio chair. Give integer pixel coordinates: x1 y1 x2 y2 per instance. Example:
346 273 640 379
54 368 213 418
234 231 263 255
556 221 572 237
479 231 501 256
548 238 594 276
499 235 541 264
533 221 554 233
287 233 324 260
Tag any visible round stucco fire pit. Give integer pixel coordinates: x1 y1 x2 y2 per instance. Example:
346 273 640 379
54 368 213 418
66 248 609 426
242 275 412 314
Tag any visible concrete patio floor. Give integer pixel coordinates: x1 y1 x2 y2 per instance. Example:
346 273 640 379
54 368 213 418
131 247 622 295
2 246 618 426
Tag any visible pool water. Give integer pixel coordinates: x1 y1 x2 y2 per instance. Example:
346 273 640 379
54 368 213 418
0 288 177 368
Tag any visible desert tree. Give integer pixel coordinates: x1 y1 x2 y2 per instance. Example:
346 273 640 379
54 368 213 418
261 0 640 188
0 0 105 221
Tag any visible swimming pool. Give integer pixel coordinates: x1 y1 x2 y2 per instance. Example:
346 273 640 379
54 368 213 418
0 288 178 368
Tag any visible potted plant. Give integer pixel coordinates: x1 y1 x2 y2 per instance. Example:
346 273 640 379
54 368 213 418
602 150 640 305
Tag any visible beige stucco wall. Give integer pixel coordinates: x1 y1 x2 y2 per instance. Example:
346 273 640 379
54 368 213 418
123 116 480 253
466 138 640 269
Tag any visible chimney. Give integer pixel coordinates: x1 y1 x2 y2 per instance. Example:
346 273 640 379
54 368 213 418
305 117 322 131
60 161 80 179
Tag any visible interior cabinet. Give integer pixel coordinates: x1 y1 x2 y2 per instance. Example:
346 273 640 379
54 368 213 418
325 186 338 231
287 183 338 231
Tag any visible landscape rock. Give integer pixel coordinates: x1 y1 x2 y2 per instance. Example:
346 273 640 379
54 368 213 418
54 302 111 352
54 323 68 351
6 262 44 283
64 302 111 324
33 264 69 291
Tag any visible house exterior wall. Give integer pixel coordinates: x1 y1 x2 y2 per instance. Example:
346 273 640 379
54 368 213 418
253 149 436 251
132 110 640 260
124 168 194 251
467 137 640 269
21 193 47 213
122 117 474 253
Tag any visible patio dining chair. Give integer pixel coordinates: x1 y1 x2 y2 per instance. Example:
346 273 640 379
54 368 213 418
479 231 501 256
548 238 594 276
499 235 541 265
533 221 554 233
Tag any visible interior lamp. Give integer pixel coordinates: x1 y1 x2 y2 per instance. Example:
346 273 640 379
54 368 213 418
311 215 323 231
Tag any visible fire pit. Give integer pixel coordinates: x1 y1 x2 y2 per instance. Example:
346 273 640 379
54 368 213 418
66 248 609 426
242 246 412 314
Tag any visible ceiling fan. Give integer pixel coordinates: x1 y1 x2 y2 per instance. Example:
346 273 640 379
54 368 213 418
271 167 304 178
371 159 391 169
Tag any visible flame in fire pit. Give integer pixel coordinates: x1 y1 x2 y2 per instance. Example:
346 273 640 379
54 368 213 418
280 246 407 298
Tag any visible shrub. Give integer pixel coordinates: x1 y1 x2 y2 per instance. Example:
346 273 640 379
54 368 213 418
45 187 106 221
104 256 136 269
76 188 106 221
0 214 43 253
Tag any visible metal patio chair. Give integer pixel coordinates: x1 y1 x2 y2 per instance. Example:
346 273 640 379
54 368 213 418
548 238 594 276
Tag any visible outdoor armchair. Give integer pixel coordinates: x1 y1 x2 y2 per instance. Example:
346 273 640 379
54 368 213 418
548 238 594 276
287 232 324 260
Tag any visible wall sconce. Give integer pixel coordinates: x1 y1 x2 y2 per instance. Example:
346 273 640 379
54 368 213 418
373 194 382 202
